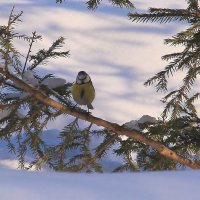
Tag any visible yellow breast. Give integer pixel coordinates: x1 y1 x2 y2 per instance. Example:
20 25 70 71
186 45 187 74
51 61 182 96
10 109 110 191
71 82 95 106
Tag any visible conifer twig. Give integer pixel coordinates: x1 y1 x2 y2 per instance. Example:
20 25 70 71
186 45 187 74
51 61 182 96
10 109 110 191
22 31 37 75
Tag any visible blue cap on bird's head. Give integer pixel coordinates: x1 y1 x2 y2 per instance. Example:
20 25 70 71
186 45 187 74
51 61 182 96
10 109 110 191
76 71 91 84
78 71 87 79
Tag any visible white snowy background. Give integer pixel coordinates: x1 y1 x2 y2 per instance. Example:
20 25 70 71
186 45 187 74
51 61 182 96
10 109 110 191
0 1 200 200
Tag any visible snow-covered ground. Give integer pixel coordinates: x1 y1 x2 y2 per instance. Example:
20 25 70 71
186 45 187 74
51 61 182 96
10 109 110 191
1 168 200 200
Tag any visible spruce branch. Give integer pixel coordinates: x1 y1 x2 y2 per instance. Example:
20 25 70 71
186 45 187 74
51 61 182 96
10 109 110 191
87 0 134 10
56 0 65 3
129 8 193 23
116 152 139 172
113 138 139 172
95 132 118 159
87 0 101 10
0 7 31 75
130 1 200 119
4 7 22 70
29 37 69 70
56 0 134 10
164 22 200 46
22 31 41 74
1 67 200 169
187 0 199 12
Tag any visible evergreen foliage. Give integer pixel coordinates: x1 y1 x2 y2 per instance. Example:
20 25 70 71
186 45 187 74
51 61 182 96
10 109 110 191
129 0 200 120
1 2 200 172
119 0 200 170
55 0 134 10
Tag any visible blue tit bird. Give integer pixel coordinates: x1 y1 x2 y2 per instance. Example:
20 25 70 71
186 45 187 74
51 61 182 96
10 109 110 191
72 71 95 110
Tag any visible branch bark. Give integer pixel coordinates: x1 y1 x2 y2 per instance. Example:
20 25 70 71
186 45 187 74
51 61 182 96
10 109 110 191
1 68 200 169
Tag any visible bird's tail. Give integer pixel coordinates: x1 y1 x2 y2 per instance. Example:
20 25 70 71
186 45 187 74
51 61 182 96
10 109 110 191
87 103 94 110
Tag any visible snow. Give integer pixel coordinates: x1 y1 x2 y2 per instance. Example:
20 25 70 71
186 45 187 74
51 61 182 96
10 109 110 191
0 168 199 200
138 115 157 124
124 115 157 131
0 107 24 120
4 92 29 100
0 159 20 170
22 70 39 86
124 120 140 131
21 69 66 89
0 108 12 120
41 77 66 89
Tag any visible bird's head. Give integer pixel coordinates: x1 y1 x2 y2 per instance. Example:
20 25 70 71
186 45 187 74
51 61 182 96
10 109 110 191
76 71 91 84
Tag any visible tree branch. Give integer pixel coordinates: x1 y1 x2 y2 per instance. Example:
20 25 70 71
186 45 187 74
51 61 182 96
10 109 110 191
22 31 37 74
1 67 200 169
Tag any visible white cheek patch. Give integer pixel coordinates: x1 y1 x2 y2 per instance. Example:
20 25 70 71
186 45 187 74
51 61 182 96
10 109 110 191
76 78 82 84
83 76 91 83
76 75 91 84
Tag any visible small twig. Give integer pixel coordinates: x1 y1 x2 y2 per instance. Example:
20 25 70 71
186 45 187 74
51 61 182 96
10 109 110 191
95 134 118 158
4 7 23 71
22 31 37 75
4 6 15 70
86 122 93 131
41 85 72 106
6 6 15 32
